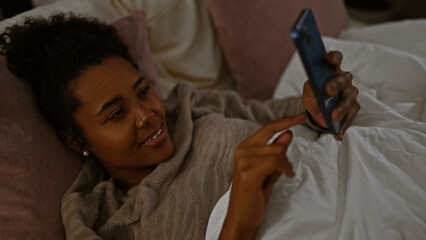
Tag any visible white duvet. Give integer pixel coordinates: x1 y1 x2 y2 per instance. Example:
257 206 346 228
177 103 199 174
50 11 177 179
206 20 426 240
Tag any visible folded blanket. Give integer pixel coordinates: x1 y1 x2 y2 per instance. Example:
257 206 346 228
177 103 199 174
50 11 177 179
61 82 309 240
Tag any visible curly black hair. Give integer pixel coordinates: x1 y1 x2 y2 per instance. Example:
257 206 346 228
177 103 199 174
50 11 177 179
0 13 135 142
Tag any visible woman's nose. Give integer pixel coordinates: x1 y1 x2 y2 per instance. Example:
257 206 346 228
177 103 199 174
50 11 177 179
135 111 154 128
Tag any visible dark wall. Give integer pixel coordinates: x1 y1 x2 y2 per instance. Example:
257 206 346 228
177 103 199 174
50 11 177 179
395 0 426 19
345 0 426 23
0 0 33 19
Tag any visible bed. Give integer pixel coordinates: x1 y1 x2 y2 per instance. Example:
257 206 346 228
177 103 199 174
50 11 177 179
207 24 426 239
0 0 425 239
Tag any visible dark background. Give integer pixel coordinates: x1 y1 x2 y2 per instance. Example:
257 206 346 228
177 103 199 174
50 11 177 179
345 0 426 23
0 0 32 19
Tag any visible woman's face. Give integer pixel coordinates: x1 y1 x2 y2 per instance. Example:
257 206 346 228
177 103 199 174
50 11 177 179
68 56 174 186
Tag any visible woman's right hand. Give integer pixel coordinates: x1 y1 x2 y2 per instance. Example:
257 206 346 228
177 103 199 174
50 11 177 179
219 113 307 239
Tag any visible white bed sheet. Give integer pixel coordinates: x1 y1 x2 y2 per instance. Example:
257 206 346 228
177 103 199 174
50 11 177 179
206 21 426 240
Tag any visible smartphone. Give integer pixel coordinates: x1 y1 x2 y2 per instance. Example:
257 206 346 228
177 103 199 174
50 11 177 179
290 8 341 134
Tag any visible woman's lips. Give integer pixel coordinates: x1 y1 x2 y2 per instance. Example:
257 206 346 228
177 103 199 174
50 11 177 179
139 125 166 147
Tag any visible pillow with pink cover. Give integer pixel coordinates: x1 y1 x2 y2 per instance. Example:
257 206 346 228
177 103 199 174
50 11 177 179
205 0 349 100
0 9 157 239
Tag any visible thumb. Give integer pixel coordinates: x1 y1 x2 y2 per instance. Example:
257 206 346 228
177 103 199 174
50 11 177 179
274 131 293 145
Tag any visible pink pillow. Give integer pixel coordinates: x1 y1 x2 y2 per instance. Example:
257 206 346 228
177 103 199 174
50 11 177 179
112 10 162 98
0 56 82 239
0 10 157 239
205 0 349 100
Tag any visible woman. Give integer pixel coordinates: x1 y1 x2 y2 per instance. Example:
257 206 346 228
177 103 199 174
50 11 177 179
0 13 359 239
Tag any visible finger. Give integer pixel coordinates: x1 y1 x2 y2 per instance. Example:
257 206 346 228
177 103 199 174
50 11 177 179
334 134 343 141
302 81 320 113
331 84 359 120
325 72 353 96
242 114 307 146
235 144 289 159
331 87 358 121
274 131 293 146
333 103 360 141
325 51 343 70
303 80 313 95
339 103 360 135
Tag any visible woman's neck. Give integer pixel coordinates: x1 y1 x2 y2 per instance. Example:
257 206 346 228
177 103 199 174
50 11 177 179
107 166 157 192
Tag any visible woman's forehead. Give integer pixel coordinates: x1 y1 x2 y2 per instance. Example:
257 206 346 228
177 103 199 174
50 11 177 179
70 57 141 111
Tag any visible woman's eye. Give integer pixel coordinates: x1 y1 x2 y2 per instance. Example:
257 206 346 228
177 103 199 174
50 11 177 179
106 108 124 121
137 86 150 99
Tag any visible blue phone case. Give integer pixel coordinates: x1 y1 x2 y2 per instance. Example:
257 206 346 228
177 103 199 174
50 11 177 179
291 8 341 134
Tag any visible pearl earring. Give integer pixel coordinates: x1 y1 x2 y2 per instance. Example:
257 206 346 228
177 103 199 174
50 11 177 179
83 150 90 157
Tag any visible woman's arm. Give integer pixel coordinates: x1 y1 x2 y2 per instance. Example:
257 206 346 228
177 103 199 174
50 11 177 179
165 80 307 126
216 51 360 238
218 114 307 239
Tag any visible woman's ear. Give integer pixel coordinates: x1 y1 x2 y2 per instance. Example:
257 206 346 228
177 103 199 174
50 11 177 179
58 131 87 154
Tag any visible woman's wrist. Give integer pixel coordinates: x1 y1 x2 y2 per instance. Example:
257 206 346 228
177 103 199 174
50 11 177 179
219 216 256 240
305 110 329 131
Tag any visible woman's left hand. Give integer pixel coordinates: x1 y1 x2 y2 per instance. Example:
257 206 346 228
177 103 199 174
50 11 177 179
302 51 360 141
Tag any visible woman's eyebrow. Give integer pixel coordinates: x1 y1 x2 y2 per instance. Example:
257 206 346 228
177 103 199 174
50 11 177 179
97 97 120 116
96 77 146 116
133 76 145 90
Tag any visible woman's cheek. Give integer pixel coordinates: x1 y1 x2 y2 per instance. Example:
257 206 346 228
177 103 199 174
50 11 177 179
89 119 135 152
